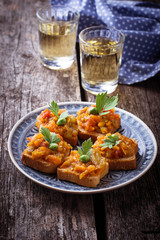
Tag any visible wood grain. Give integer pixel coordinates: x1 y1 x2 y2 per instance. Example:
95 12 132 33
0 1 97 240
85 77 160 240
0 0 160 240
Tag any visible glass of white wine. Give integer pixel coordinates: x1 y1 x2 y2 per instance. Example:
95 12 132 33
36 5 80 70
79 26 125 94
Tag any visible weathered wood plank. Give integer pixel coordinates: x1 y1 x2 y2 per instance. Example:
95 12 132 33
0 1 97 240
1 0 160 239
85 76 160 240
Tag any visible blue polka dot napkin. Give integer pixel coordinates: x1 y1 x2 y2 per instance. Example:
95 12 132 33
50 0 160 85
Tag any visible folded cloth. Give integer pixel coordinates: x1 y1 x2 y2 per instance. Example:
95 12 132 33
51 0 160 84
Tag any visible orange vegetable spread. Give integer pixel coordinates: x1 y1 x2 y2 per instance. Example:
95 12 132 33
93 132 137 159
36 109 78 143
59 149 106 179
77 105 120 134
26 133 71 165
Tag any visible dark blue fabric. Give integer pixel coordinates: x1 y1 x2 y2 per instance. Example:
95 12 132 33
50 0 160 84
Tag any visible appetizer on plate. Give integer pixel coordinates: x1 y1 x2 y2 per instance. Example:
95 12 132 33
77 92 120 142
36 100 78 146
93 132 138 170
21 127 71 173
57 138 109 187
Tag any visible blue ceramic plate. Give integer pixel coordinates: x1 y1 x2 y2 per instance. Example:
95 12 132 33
8 102 157 194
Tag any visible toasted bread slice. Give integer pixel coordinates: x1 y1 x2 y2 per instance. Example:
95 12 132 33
107 138 138 170
21 149 58 173
57 165 108 187
62 135 77 147
78 126 105 142
21 132 71 174
107 155 136 170
77 106 121 142
57 150 109 188
93 133 138 171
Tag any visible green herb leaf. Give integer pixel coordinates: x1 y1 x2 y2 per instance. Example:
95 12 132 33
50 132 61 143
96 91 108 113
40 127 51 143
78 138 93 163
89 91 118 116
81 138 93 155
100 134 121 149
49 100 59 119
40 127 61 150
77 146 83 156
49 100 69 126
99 95 118 116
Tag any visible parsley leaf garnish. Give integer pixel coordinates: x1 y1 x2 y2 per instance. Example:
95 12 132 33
49 100 59 119
40 127 61 150
100 134 121 149
100 95 118 115
49 100 69 126
89 91 118 116
96 91 108 113
77 138 93 163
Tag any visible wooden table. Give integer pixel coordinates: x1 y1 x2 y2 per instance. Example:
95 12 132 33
0 1 160 239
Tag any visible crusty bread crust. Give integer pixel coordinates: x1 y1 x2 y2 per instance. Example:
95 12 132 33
107 156 136 170
106 139 138 170
63 136 78 147
57 163 109 188
21 149 60 174
78 126 105 142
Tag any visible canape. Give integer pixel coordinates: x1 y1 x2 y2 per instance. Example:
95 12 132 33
21 128 71 173
77 92 120 142
36 100 78 146
57 139 109 187
93 132 138 170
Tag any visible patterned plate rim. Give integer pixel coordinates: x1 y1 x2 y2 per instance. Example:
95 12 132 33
8 102 158 194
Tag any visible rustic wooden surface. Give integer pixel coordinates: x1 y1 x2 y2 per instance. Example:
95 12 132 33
0 0 160 240
85 76 160 240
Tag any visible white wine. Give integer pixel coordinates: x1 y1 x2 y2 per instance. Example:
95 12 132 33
80 37 123 86
36 6 79 69
39 23 77 59
79 26 125 94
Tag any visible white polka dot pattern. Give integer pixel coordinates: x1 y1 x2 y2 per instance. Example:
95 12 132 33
50 0 160 84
